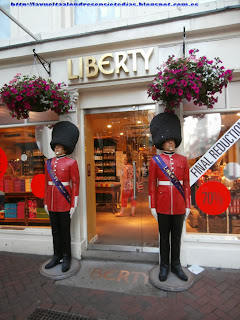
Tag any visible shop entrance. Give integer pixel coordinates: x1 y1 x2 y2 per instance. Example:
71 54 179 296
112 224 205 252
85 106 159 250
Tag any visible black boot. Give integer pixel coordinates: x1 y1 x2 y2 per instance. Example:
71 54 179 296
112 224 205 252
62 256 71 273
159 264 169 282
45 255 62 269
171 264 188 281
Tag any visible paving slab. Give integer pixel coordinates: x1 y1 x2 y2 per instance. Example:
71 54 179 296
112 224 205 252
1 251 240 320
57 260 168 297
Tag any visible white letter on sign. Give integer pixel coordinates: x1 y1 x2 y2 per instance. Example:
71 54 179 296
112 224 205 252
139 48 154 71
85 56 99 78
67 59 79 80
128 50 139 72
99 53 114 75
115 52 129 74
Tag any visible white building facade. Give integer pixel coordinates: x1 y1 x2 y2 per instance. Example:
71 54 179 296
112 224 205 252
0 0 240 269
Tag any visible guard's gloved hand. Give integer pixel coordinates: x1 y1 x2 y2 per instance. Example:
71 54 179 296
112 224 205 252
148 195 158 221
70 207 75 219
70 196 78 219
185 208 190 220
44 205 49 215
151 208 158 221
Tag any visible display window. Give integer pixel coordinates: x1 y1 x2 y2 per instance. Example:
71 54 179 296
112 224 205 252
185 112 240 235
0 125 53 227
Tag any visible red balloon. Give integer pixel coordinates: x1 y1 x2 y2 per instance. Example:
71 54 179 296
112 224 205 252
31 174 45 198
196 181 231 215
0 148 8 179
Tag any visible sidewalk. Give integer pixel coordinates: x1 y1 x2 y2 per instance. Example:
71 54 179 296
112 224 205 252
0 251 240 320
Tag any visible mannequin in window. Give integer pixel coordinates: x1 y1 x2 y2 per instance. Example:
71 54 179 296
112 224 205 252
148 113 191 282
117 156 136 217
44 121 80 273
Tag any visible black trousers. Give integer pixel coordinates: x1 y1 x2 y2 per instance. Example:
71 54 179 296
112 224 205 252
49 211 71 260
157 213 185 268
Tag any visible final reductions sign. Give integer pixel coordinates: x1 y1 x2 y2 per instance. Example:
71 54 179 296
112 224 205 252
190 118 240 187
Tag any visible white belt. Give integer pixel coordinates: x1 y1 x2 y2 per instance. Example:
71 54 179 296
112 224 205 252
159 180 183 185
48 181 70 186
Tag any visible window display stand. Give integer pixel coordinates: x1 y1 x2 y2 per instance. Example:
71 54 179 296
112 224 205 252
0 192 49 226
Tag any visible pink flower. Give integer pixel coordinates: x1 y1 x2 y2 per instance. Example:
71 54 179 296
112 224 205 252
53 101 59 106
45 85 50 91
3 91 10 96
9 78 18 84
11 88 18 94
178 89 183 96
24 102 31 109
16 95 23 101
180 80 187 87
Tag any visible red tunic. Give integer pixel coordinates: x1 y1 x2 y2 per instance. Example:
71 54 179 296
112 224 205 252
44 156 80 212
148 153 191 215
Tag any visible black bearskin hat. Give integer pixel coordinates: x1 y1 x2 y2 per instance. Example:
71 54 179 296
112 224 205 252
50 121 79 155
150 113 182 150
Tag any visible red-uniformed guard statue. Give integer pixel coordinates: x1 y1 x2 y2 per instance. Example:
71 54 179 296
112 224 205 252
149 113 191 282
44 121 80 273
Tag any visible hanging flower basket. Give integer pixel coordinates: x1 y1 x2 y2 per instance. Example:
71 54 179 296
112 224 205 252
147 49 233 113
0 73 72 119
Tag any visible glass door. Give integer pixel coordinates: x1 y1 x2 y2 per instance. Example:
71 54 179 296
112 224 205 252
85 106 159 251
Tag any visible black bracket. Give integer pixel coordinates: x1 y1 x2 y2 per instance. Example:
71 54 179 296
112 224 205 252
183 26 186 58
33 49 51 76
